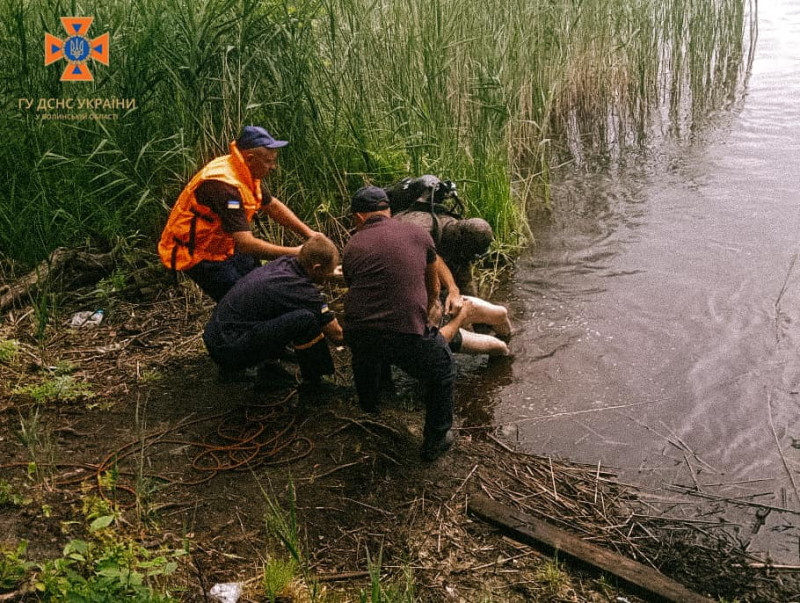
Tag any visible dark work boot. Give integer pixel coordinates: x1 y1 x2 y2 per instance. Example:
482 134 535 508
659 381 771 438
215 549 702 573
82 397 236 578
358 397 380 415
278 345 298 363
218 366 257 384
254 361 298 391
421 429 455 462
295 338 334 377
297 378 353 406
377 363 396 401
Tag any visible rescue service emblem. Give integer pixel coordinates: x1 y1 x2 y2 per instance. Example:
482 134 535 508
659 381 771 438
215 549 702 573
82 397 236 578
45 17 109 82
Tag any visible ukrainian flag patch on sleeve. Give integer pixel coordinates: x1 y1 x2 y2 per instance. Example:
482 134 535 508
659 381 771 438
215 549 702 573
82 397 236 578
227 199 241 210
321 304 330 315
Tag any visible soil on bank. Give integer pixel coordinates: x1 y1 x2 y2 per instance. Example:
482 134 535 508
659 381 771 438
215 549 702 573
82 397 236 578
0 270 796 602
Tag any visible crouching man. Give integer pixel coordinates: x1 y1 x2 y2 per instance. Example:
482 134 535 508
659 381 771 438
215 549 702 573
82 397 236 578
342 186 456 462
203 235 343 392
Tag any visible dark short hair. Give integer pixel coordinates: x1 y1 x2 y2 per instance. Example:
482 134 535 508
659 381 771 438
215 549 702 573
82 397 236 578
299 234 339 272
236 126 288 150
351 186 390 213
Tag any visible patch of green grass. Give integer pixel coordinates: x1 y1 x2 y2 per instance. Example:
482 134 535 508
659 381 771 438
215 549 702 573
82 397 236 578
81 494 118 524
94 267 128 308
51 360 77 375
0 541 33 592
31 291 57 342
260 478 330 601
263 479 303 566
139 368 163 384
13 375 94 405
0 480 28 507
359 548 415 603
263 556 298 602
535 554 569 595
0 339 20 364
2 495 186 601
34 530 182 601
13 405 55 483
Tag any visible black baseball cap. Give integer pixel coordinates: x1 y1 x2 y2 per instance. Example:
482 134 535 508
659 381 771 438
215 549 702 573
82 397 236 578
351 186 390 213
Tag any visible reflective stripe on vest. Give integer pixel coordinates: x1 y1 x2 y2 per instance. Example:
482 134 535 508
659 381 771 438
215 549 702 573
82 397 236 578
169 209 215 273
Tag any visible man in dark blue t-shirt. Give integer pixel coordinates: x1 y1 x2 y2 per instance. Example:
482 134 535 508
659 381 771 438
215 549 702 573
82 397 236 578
342 186 456 461
203 235 343 388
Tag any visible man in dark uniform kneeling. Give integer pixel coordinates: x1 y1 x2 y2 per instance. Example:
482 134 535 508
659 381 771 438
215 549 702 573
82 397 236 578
342 186 456 461
203 235 343 392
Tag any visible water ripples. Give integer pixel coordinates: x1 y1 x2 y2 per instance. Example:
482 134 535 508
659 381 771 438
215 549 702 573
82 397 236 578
497 0 800 562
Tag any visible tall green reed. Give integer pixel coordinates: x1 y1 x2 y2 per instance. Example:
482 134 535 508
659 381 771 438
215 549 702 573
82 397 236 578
1 0 754 266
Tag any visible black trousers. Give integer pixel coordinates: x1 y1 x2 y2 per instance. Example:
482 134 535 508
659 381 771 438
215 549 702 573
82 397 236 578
346 327 455 445
186 252 258 302
203 309 333 381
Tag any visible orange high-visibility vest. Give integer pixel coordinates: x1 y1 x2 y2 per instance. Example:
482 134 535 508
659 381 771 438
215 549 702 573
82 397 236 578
158 141 263 272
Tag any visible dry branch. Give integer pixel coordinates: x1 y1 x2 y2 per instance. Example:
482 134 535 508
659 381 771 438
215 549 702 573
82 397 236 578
0 246 115 312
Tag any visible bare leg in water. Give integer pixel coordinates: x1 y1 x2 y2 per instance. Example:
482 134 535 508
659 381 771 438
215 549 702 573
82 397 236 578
437 297 510 356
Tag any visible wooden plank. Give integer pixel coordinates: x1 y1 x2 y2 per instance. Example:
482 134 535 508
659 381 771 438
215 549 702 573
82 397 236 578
468 495 713 603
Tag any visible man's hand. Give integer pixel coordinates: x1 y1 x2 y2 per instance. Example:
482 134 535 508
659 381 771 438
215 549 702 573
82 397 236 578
444 290 463 316
322 317 344 344
232 230 303 259
434 255 461 315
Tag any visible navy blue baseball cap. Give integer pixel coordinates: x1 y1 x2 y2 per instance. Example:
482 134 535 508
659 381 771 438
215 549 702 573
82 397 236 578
236 126 288 150
351 186 390 213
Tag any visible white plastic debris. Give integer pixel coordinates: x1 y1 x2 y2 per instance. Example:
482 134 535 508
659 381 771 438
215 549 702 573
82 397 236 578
209 582 242 603
69 310 104 328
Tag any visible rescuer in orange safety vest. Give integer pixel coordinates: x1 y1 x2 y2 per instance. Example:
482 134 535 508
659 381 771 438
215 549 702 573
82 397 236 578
158 126 321 302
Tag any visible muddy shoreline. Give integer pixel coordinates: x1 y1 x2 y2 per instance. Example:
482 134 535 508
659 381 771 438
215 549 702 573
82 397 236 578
1 270 797 601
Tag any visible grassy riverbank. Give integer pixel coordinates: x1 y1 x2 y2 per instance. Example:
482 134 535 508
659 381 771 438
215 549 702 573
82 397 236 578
1 0 752 266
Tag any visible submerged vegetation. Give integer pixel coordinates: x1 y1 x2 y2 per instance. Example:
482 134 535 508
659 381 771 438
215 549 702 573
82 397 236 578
0 0 754 266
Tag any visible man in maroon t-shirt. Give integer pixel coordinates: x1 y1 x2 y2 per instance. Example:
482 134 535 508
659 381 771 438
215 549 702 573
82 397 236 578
342 186 456 461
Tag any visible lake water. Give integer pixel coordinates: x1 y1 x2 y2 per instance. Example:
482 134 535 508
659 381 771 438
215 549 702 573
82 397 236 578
477 0 800 562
